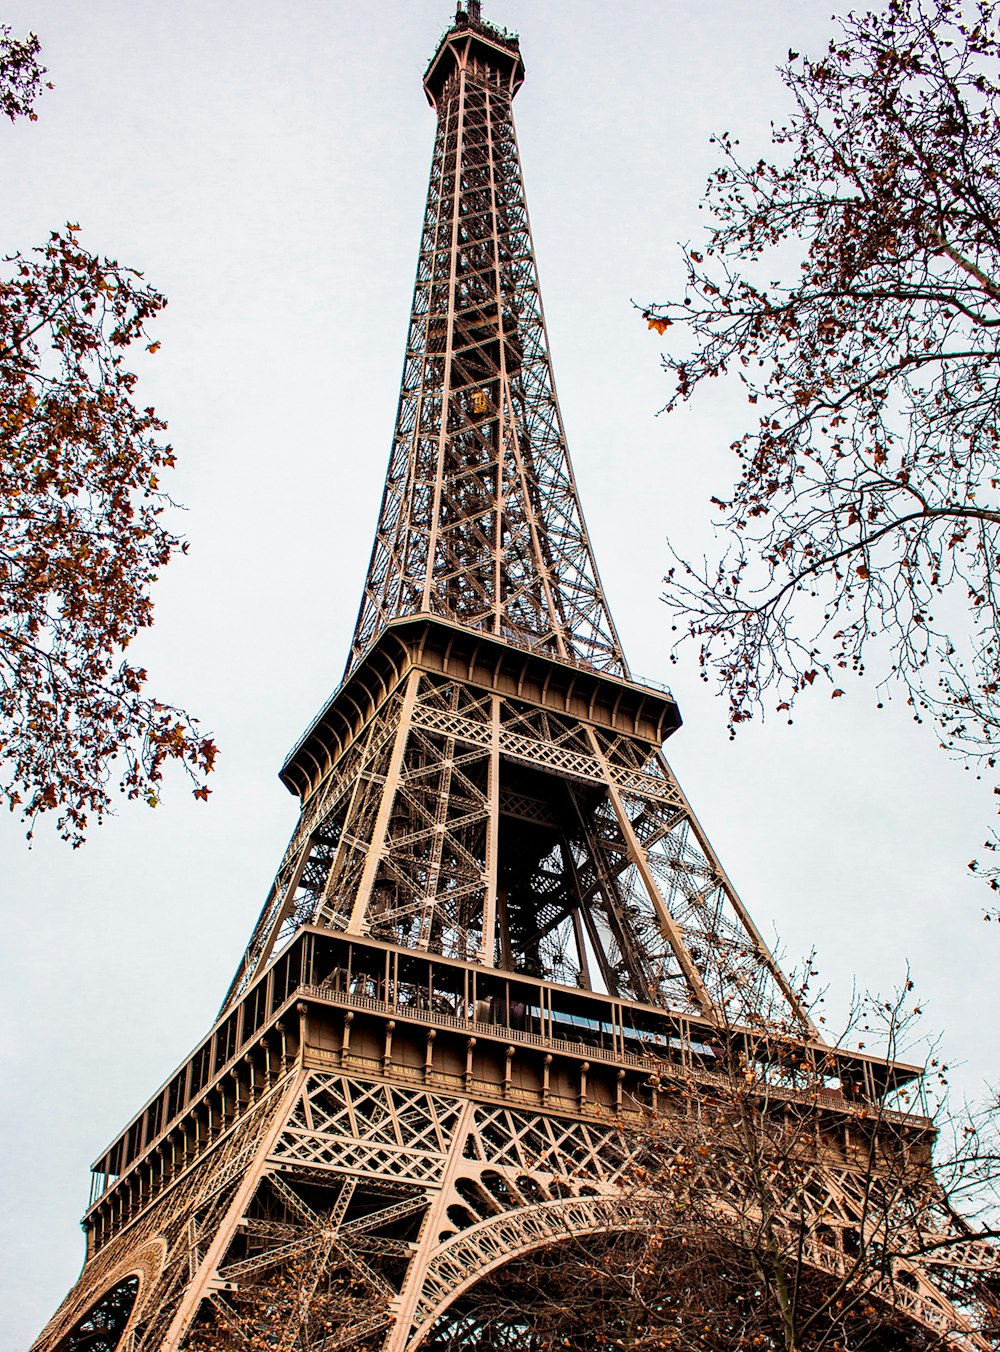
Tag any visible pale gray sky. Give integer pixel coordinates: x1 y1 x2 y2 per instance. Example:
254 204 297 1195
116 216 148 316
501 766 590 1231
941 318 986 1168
2 4 996 1348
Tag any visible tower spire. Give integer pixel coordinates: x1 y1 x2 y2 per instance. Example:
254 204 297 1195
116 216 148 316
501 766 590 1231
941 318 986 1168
350 5 624 678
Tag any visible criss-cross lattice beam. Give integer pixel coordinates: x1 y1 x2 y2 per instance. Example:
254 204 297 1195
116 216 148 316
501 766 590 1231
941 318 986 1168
349 22 625 677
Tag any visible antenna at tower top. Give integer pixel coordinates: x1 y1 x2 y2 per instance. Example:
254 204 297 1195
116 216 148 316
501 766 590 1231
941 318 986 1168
454 0 483 27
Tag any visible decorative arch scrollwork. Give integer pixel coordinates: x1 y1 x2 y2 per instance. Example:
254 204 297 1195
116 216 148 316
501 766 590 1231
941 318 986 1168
54 1275 140 1352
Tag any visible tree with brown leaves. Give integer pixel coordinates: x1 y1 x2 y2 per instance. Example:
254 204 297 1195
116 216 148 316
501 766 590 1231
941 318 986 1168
0 27 215 844
183 1258 380 1352
433 988 1000 1351
645 0 1000 893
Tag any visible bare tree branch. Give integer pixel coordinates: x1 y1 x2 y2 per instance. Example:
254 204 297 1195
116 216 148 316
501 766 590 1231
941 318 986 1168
645 0 1000 901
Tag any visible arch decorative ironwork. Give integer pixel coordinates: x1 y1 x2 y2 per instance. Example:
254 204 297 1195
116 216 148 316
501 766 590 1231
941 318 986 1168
55 1276 139 1352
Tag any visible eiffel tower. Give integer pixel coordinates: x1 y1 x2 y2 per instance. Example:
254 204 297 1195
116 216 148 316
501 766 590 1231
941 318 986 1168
34 7 995 1351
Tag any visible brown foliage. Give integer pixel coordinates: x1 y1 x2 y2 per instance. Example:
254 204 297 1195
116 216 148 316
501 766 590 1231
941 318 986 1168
184 1259 378 1352
0 28 215 844
435 991 999 1349
0 24 49 122
436 1231 941 1351
645 0 1000 893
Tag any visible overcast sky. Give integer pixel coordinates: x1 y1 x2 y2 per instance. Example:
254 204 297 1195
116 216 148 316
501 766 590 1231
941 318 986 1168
3 3 997 1348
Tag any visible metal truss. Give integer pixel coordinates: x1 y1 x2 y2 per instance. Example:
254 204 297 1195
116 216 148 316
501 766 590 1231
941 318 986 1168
38 1083 291 1352
226 665 805 1028
220 4 801 1030
348 13 625 677
35 1070 997 1351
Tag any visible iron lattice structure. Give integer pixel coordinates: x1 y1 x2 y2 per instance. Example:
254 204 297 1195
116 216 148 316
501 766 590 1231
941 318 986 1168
34 8 998 1352
348 4 623 677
